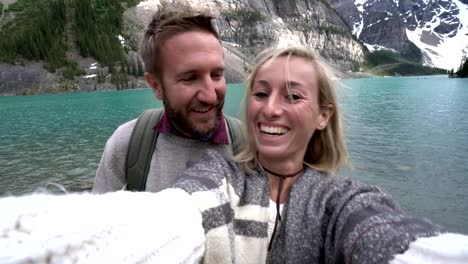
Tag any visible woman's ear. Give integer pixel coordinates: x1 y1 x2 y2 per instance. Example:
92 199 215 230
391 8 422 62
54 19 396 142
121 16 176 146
145 72 163 100
317 105 334 130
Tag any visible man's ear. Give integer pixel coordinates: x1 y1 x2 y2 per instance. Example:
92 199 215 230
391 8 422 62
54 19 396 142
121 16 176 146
317 105 334 130
145 72 163 100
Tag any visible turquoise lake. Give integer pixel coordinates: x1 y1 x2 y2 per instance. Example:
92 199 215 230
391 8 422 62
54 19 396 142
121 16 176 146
1 75 467 233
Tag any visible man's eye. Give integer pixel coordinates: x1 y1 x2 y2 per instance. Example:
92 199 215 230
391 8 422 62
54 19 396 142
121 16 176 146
181 75 197 82
212 71 224 80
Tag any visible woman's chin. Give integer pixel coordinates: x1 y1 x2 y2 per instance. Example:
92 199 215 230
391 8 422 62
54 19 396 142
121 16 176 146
257 148 288 162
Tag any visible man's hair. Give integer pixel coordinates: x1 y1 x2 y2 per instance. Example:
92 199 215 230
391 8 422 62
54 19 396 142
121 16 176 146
140 4 220 76
235 46 348 174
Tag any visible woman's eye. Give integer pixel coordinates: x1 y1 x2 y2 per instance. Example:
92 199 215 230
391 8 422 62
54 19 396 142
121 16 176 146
253 92 268 98
287 94 302 102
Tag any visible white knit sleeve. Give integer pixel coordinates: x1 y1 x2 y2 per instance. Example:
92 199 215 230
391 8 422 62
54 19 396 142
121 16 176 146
390 233 468 264
0 188 204 264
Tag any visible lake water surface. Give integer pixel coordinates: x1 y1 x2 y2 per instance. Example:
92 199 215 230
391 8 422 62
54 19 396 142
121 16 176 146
1 75 467 233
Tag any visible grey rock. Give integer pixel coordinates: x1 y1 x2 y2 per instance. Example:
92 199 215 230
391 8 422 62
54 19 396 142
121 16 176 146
0 63 50 95
1 0 366 96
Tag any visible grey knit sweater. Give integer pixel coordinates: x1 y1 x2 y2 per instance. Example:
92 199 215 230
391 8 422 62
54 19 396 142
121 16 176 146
173 150 441 264
93 118 234 193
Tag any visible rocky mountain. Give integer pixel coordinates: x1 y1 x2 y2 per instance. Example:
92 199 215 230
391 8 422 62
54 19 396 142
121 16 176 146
329 0 468 70
136 0 367 70
5 0 464 95
1 0 367 95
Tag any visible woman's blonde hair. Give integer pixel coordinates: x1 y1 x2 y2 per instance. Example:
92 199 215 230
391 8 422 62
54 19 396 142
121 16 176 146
235 46 348 174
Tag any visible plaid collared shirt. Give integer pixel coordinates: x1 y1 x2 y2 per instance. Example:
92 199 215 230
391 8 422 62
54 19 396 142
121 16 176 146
153 112 229 144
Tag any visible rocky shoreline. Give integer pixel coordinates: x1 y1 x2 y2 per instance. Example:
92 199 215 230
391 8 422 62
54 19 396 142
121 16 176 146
0 44 377 96
0 58 375 96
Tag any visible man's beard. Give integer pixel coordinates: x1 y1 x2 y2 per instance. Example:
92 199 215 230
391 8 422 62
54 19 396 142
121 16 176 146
162 94 224 138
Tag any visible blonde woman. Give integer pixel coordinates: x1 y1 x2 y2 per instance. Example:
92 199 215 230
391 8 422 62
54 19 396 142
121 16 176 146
172 46 467 263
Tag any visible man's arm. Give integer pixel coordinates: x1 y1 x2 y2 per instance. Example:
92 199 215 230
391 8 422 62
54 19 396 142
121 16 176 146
93 120 136 193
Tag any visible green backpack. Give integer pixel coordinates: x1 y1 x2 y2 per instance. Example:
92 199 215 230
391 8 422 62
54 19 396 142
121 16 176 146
125 108 243 191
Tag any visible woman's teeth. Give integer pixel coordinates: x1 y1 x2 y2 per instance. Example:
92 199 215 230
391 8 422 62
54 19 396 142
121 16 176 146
260 125 288 135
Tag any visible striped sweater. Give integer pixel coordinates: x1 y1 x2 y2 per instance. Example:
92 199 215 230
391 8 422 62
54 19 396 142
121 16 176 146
173 150 441 264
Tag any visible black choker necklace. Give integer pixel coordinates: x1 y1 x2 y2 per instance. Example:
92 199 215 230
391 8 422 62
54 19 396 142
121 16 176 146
262 166 304 179
262 165 304 251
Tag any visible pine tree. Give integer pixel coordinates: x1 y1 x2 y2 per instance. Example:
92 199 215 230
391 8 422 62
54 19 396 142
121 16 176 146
97 70 105 83
131 58 138 77
455 57 468 78
461 58 468 77
137 59 144 77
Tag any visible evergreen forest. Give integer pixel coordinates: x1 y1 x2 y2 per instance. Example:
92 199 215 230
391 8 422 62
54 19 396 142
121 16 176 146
0 0 141 81
449 57 468 78
364 50 446 76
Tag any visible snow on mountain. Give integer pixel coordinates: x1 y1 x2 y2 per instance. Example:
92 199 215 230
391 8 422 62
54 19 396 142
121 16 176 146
136 0 160 9
353 0 367 37
406 0 468 70
330 0 468 70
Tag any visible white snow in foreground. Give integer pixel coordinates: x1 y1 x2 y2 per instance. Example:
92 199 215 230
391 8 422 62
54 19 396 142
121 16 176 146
406 0 468 70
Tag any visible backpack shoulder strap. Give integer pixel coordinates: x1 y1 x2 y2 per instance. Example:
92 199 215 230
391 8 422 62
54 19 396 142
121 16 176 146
225 115 244 155
126 108 164 191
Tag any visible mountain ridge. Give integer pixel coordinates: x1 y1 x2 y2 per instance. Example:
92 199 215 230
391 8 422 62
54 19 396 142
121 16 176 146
329 0 468 70
0 0 456 96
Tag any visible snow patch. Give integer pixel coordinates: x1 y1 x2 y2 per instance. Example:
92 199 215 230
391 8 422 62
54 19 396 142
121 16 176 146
117 35 126 48
365 43 397 53
83 74 97 79
406 0 468 70
353 0 368 38
355 0 367 12
137 0 160 8
274 17 284 24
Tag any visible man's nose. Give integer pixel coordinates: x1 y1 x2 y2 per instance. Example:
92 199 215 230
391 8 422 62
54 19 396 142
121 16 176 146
197 77 218 104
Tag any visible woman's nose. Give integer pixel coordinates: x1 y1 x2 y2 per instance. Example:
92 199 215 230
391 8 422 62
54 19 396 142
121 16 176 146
263 94 283 118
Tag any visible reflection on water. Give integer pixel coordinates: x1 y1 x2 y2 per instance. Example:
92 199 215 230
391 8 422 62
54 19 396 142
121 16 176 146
0 77 467 233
